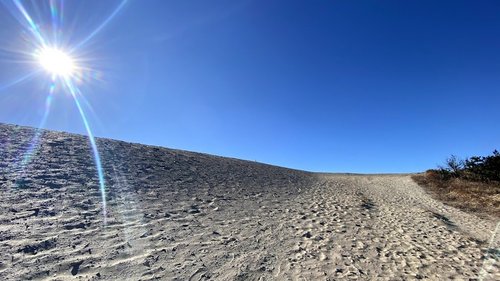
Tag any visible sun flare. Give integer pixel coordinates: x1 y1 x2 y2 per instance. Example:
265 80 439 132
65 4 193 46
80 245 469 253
36 48 75 77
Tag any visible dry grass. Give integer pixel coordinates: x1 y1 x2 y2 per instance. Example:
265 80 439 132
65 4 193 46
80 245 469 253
412 170 500 218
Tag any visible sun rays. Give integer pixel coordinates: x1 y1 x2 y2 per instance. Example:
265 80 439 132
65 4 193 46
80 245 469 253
1 0 128 225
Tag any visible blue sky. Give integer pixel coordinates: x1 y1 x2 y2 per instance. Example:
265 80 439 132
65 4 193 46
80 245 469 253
1 0 499 173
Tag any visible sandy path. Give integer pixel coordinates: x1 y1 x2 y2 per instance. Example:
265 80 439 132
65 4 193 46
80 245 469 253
277 174 498 280
0 124 498 280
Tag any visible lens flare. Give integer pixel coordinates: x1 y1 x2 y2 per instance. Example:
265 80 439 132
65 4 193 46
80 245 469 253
479 222 500 280
1 0 128 226
36 47 75 77
72 0 128 51
21 83 55 168
64 77 108 225
0 71 40 92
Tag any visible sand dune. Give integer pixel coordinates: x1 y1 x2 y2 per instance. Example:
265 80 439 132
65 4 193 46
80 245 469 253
0 123 498 280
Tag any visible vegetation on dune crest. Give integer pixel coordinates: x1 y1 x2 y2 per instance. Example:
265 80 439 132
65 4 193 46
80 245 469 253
436 150 500 182
412 150 500 218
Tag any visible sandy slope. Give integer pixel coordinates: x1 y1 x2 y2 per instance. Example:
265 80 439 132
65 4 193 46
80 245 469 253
0 123 498 280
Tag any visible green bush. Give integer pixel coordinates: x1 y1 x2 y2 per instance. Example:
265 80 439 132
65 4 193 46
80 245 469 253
437 150 500 182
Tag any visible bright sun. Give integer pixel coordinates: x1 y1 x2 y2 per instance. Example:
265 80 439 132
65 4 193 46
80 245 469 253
37 47 75 77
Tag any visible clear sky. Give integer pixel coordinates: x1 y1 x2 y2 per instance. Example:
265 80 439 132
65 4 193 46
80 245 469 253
0 0 499 173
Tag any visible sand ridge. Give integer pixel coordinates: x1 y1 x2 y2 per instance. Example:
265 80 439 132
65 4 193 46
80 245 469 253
0 123 498 280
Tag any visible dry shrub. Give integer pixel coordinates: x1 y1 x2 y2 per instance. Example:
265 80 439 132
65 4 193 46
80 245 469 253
412 170 500 218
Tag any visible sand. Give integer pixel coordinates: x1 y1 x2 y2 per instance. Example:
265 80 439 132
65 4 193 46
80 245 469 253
0 123 498 280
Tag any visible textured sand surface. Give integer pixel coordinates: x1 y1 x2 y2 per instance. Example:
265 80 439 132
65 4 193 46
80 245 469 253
0 123 498 280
